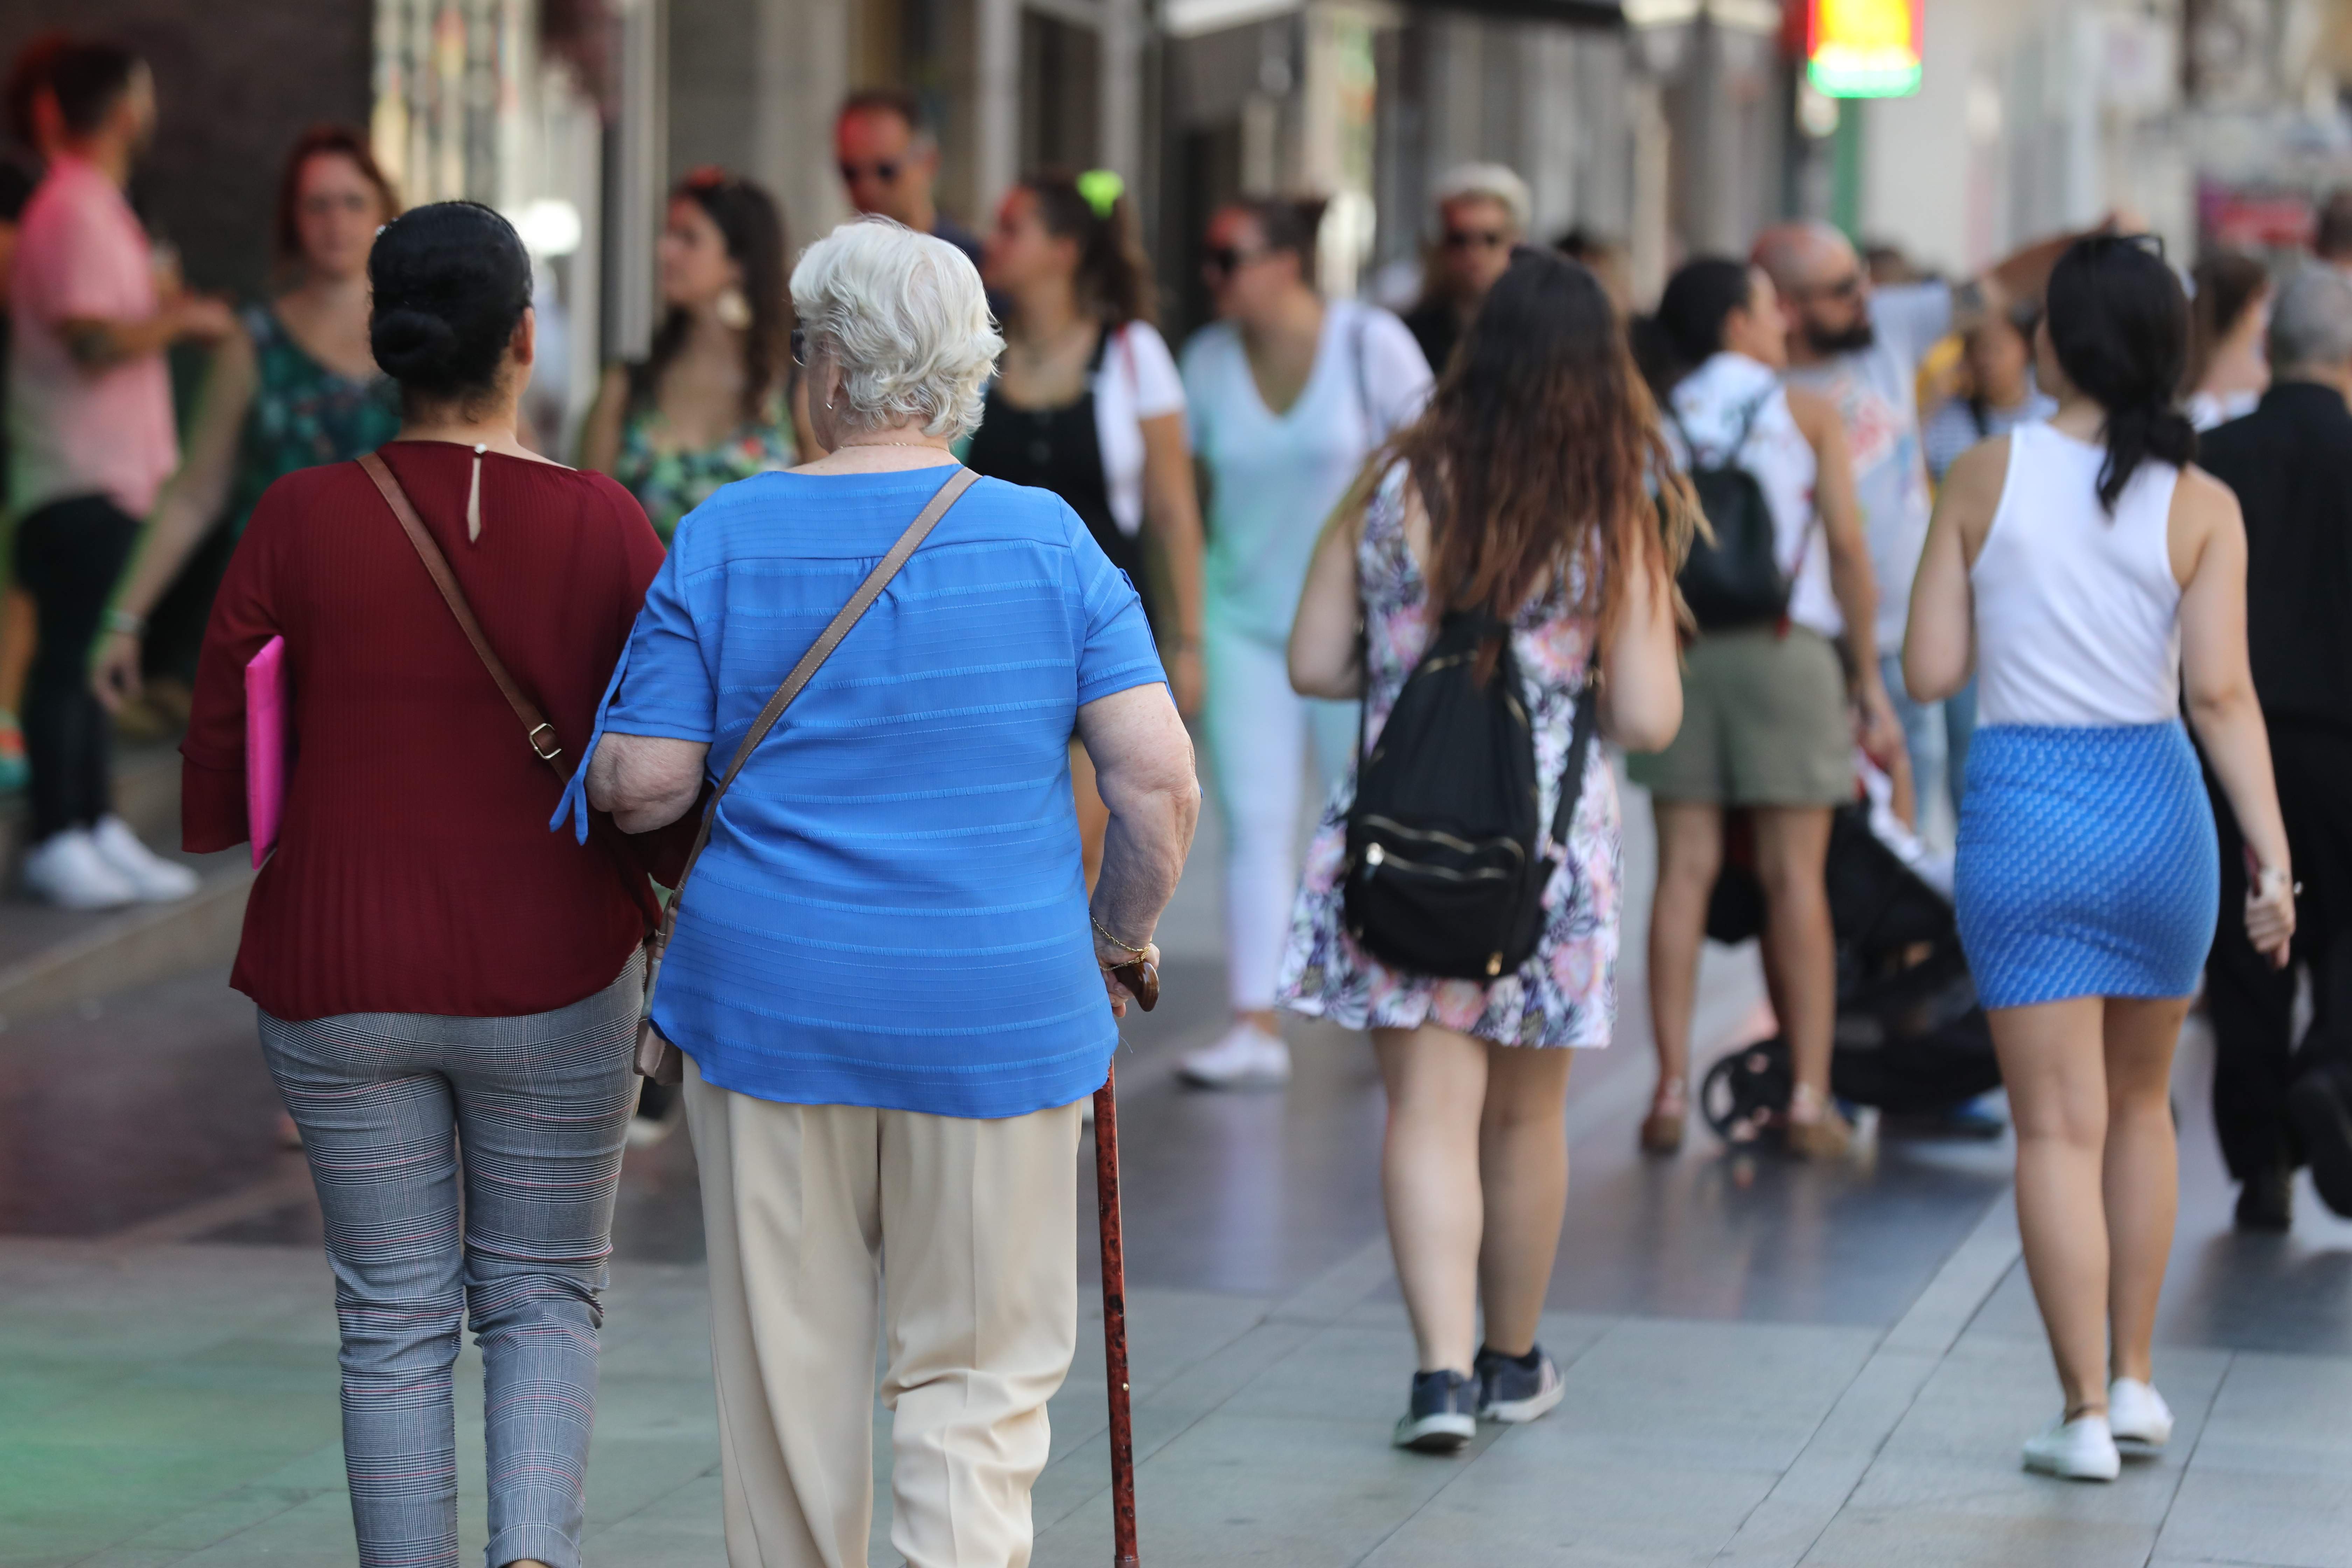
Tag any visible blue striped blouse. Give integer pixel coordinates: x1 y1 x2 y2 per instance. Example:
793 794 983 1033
554 464 1165 1118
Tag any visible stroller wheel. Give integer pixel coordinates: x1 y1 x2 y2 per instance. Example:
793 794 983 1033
1701 1037 1794 1145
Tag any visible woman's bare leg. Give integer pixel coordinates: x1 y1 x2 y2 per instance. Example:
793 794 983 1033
1476 1045 1576 1357
1991 996 2113 1416
1750 806 1838 1117
1375 1024 1490 1374
2103 995 2189 1386
1647 800 1724 1114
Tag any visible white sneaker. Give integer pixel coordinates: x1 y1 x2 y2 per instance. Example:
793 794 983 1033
2107 1378 2173 1451
91 817 199 902
1178 1023 1291 1088
2022 1413 2121 1481
22 829 138 910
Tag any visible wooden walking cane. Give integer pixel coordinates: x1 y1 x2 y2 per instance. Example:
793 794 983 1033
1097 958 1156 1568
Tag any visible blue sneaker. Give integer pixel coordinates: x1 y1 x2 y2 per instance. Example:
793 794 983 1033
1474 1343 1564 1423
1393 1369 1477 1453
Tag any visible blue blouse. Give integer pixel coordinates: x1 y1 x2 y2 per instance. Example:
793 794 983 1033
554 465 1164 1118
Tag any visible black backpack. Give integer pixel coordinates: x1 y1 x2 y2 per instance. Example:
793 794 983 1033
1343 611 1600 981
1670 398 1792 632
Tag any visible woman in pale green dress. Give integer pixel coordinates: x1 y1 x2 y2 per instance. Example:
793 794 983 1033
581 168 811 542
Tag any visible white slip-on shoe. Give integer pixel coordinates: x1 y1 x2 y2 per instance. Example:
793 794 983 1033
2107 1378 2174 1451
22 828 138 910
2022 1413 2121 1481
1178 1022 1292 1088
91 816 200 902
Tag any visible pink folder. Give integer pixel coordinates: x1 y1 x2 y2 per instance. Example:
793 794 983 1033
245 635 288 867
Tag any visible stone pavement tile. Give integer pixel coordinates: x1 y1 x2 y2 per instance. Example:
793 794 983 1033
1799 1510 2161 1568
2150 1351 2352 1568
1357 1444 1777 1568
586 1472 731 1566
162 1488 381 1566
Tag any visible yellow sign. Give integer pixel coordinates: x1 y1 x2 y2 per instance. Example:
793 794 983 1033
1809 0 1924 99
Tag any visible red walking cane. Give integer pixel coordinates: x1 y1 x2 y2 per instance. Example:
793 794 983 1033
1097 959 1156 1568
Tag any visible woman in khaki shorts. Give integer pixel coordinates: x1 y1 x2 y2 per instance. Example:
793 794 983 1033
1629 258 1900 1157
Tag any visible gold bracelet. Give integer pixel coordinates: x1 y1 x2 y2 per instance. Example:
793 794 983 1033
1091 914 1149 959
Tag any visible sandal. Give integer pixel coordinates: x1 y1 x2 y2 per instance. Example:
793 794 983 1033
1640 1077 1687 1155
1784 1084 1853 1160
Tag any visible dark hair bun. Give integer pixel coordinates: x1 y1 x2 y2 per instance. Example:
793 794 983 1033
368 202 533 401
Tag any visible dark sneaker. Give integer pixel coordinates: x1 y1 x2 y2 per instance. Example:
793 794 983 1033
1473 1344 1564 1424
2289 1066 2352 1219
2234 1161 2294 1233
1393 1370 1477 1454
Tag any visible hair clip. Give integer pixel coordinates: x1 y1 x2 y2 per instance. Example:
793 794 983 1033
682 164 732 191
1076 169 1125 220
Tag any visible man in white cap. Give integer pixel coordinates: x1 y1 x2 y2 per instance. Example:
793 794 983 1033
1403 163 1531 376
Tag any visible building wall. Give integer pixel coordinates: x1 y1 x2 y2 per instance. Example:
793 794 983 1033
0 0 372 302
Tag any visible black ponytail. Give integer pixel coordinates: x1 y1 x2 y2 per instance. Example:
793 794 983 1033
2045 234 2197 513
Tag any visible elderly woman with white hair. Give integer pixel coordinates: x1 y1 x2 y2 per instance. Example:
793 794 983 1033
563 217 1198 1567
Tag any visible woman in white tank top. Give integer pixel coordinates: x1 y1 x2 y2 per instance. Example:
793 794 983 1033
1904 236 2295 1483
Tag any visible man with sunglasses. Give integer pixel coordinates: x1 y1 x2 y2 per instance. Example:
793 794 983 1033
833 88 983 269
1752 218 2090 827
1401 163 1530 377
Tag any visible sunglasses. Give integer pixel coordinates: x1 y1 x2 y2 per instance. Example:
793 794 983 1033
1801 271 1865 303
839 160 902 186
1442 228 1509 251
1202 245 1272 279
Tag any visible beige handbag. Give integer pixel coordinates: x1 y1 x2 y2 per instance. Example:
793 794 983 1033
630 466 982 1085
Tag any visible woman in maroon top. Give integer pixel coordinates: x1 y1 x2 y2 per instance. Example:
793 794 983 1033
181 202 677 1568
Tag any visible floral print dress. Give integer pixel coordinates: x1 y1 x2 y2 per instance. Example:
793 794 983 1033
1275 468 1622 1049
611 398 796 543
229 304 402 532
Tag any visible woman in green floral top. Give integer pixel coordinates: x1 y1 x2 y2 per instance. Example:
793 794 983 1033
581 168 808 542
94 126 402 705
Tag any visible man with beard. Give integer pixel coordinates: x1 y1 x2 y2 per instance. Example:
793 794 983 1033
1751 220 2090 824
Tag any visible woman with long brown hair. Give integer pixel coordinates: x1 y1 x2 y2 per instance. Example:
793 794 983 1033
580 167 810 541
1280 246 1687 1450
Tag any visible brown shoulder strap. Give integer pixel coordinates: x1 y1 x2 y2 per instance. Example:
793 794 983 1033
357 450 570 783
664 465 981 926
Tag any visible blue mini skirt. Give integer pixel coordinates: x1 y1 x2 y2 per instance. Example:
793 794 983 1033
1954 721 2218 1010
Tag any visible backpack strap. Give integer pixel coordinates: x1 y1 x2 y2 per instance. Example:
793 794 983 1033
1548 675 1601 852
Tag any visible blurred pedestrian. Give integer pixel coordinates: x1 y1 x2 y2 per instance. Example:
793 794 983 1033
973 168 1207 883
9 39 232 908
2194 263 2352 1230
1752 219 2081 847
1177 196 1433 1088
2184 250 2270 432
574 217 1197 1568
0 30 68 799
1923 300 2053 486
182 201 683 1568
1281 247 1686 1450
92 126 402 721
1905 234 2293 1482
580 167 805 543
1628 258 1899 1158
1401 162 1528 375
834 89 982 268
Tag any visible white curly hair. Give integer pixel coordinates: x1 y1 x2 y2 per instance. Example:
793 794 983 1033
791 217 1003 440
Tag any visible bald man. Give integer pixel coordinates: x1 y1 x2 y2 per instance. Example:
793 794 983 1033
1751 219 2083 821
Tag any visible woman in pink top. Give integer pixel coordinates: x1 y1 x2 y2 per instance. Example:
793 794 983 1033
6 40 232 908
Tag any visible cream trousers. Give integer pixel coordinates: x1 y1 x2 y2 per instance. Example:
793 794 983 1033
684 1058 1084 1568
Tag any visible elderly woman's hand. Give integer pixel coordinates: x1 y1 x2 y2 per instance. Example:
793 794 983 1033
1095 933 1163 1018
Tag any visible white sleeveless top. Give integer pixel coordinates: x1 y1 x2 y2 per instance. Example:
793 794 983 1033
1667 352 1841 639
1970 422 2182 727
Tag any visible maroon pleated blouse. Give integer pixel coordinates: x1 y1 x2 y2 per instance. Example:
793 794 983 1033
183 442 691 1020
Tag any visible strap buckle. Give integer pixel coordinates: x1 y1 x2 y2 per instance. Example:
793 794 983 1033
527 723 563 762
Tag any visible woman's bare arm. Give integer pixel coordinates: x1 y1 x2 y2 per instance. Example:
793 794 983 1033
2175 468 2293 962
1138 409 1206 714
1289 494 1367 700
1790 387 1900 763
1903 435 2003 704
1599 529 1682 753
1078 681 1200 1013
586 732 709 833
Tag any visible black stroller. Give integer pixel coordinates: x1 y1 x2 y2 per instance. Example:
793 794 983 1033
1699 803 2001 1143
